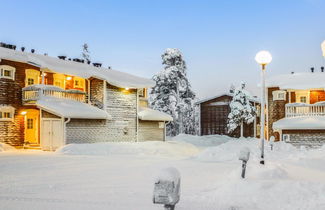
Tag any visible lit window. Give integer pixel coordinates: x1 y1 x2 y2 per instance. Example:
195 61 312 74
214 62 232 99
0 65 15 80
25 69 40 87
0 105 15 121
300 96 307 103
28 78 34 85
27 119 33 129
73 77 84 89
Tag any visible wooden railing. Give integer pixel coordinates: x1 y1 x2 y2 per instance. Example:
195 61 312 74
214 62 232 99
285 103 325 117
23 89 86 103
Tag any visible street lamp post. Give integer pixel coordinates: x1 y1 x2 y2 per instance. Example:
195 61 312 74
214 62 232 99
255 50 272 165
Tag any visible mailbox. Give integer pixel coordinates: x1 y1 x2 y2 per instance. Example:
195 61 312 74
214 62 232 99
153 167 181 210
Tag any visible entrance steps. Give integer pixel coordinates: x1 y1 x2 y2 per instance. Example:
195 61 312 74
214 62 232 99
23 144 41 150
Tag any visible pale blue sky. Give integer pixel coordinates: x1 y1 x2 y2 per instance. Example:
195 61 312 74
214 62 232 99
1 0 325 98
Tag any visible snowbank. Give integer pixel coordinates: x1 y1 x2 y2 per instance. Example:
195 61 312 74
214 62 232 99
195 138 301 162
168 134 232 148
57 141 200 158
0 143 16 152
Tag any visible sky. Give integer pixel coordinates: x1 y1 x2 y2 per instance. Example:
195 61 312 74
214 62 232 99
1 0 325 99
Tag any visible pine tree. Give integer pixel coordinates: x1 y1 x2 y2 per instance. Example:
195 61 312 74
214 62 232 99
149 48 196 136
82 43 91 63
227 82 256 138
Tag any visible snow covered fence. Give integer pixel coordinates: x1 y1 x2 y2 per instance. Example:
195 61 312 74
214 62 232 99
153 167 181 210
238 147 250 178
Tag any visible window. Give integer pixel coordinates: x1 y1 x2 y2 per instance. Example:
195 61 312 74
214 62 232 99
295 91 310 104
272 90 286 101
300 96 307 103
0 65 15 80
0 105 15 121
27 119 34 129
28 78 35 85
73 77 84 89
138 88 145 97
25 69 40 87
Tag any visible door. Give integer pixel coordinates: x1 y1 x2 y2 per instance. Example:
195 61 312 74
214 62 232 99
25 109 39 144
41 119 64 151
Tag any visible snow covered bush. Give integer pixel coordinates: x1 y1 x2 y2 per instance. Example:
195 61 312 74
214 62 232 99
227 82 256 137
149 48 196 136
82 43 91 63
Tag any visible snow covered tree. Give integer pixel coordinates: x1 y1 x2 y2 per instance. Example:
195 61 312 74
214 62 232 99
149 48 196 136
227 82 256 138
82 43 91 63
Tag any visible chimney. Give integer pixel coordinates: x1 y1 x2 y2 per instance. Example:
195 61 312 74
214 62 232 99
321 66 324 72
93 63 102 67
21 47 25 52
311 67 314 73
0 42 16 50
58 56 66 60
31 49 35 53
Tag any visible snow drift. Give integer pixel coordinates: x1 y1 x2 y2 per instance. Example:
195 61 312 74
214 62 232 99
57 141 200 158
0 143 16 152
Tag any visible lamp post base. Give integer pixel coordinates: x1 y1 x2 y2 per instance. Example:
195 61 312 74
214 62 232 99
260 160 265 165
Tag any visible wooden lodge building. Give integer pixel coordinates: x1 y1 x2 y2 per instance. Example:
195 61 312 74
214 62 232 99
196 93 260 138
0 44 172 150
266 68 325 147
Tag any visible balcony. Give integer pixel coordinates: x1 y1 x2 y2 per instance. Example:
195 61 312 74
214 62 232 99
23 85 86 104
285 102 325 117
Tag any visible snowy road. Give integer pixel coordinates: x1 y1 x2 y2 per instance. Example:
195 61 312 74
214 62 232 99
1 136 325 210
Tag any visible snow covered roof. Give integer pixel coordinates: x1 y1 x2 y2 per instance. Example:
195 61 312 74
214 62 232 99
195 93 259 105
0 47 155 88
36 96 111 119
273 116 325 130
138 107 173 121
266 72 325 90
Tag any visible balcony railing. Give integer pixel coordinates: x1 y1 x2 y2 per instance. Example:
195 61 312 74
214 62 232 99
285 102 325 117
22 85 86 103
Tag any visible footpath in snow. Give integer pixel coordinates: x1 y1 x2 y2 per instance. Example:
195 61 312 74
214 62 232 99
1 135 325 210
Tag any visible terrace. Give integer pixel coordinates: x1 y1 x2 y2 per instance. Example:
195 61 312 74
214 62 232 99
22 84 86 104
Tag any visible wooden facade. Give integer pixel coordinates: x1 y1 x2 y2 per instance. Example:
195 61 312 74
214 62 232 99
198 95 259 138
267 86 325 147
0 48 169 149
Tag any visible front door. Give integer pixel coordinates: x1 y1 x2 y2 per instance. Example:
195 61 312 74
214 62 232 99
25 109 39 144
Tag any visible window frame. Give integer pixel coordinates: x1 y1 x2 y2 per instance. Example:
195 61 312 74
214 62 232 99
0 105 15 122
272 90 286 101
0 65 16 80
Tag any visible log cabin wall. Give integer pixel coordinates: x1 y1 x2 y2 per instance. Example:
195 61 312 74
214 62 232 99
0 59 40 146
310 90 325 104
267 87 288 141
200 95 256 138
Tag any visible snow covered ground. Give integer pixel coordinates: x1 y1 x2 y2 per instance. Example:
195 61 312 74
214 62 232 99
1 135 325 210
